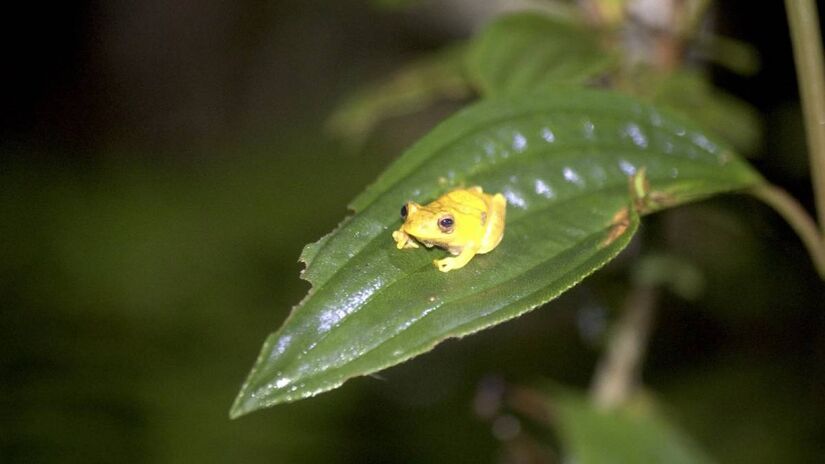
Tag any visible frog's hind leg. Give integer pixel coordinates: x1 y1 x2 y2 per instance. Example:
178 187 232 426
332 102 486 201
478 193 506 254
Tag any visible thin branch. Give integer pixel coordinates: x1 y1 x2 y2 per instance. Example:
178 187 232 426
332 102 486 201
785 0 825 233
749 184 825 279
590 285 658 410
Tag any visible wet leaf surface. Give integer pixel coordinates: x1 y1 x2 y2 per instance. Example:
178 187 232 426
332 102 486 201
231 89 762 417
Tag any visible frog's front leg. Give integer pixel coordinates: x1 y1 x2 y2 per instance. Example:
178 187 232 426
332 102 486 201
434 244 478 272
392 229 419 249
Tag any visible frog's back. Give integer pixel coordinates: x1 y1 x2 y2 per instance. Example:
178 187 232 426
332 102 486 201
437 188 489 214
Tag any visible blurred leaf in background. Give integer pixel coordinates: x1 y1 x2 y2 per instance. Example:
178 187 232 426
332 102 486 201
551 389 715 464
466 12 617 96
326 44 471 147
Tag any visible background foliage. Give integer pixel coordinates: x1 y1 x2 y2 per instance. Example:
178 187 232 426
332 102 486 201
2 0 824 462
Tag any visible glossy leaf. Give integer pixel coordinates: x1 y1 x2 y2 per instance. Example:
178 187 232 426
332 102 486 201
466 13 615 97
653 71 762 155
552 391 716 464
326 45 470 145
231 89 762 417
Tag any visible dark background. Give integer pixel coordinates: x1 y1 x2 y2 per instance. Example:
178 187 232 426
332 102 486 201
2 1 824 462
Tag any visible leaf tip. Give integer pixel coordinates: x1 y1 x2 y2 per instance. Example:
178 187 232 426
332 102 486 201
229 378 297 419
229 388 254 419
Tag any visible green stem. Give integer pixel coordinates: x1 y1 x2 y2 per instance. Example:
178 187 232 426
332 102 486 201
750 184 825 279
590 285 658 410
785 0 825 233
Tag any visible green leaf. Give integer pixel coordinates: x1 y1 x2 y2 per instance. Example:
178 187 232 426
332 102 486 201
552 390 716 464
632 253 706 300
326 45 471 146
698 34 760 76
653 71 762 154
369 0 422 9
231 89 762 417
466 13 615 97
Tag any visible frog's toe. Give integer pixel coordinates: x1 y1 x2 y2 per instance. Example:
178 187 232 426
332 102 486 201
435 257 464 272
393 230 415 249
434 259 453 272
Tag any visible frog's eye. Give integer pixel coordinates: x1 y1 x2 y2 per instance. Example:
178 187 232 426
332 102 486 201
400 204 408 219
437 216 455 233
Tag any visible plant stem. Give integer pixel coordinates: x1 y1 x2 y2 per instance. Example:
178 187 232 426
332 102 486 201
750 184 825 279
590 285 658 410
785 0 825 233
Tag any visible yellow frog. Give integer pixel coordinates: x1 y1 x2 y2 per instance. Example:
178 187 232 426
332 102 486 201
392 186 507 272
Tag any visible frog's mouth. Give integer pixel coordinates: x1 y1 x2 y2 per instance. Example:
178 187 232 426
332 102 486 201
406 229 445 242
418 238 450 249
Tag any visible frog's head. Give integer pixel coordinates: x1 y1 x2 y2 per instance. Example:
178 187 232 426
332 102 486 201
400 201 455 241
